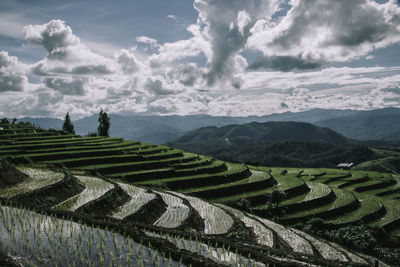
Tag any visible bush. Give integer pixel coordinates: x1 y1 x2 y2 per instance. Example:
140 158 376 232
299 218 328 235
266 187 286 208
373 247 400 266
323 225 377 252
233 198 251 212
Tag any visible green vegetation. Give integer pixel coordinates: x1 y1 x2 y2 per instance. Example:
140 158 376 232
62 112 75 134
0 205 181 267
111 182 156 219
0 120 398 266
0 167 64 198
168 121 381 168
154 191 190 228
97 108 110 137
172 191 234 235
54 175 114 211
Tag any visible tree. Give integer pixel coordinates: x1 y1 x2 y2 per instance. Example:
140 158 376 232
0 118 9 124
97 109 110 137
266 187 286 209
87 131 98 137
62 112 75 134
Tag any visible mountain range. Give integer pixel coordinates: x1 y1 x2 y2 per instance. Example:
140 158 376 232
17 107 400 144
167 121 377 168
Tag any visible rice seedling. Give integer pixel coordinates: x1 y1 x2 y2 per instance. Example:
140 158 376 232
111 182 155 219
145 231 265 266
328 195 382 225
290 228 347 261
0 167 64 198
368 198 400 227
0 204 180 267
284 187 357 220
279 182 332 207
54 176 113 211
171 192 233 235
154 191 190 228
248 214 314 255
216 204 274 248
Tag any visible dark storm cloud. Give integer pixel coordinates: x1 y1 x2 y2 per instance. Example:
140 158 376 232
44 77 86 96
167 63 198 87
248 56 321 72
193 0 280 86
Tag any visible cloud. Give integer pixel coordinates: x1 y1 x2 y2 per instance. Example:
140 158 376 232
24 20 116 78
136 36 158 45
167 15 178 20
117 49 143 75
2 3 400 119
193 0 281 86
249 0 400 63
148 23 210 68
167 63 199 87
236 10 252 36
248 56 321 71
44 77 86 96
136 36 160 50
147 94 210 115
0 13 36 39
382 85 400 95
0 51 27 92
144 78 183 95
0 51 18 68
23 20 80 59
23 20 125 97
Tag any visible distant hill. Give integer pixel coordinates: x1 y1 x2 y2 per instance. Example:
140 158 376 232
17 117 64 130
314 107 400 141
167 121 378 168
172 121 351 144
17 108 359 144
18 107 400 144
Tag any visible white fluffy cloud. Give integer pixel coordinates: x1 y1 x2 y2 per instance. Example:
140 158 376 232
23 20 80 59
0 51 28 92
249 0 400 64
117 49 148 75
1 1 400 119
136 36 159 49
148 24 210 68
24 20 117 95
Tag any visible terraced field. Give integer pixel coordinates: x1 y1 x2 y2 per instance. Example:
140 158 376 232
0 123 399 266
0 166 376 266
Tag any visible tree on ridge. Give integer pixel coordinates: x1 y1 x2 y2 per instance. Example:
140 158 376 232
97 108 110 137
62 112 75 134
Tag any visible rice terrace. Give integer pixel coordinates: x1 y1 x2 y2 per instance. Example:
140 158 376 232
0 120 399 266
2 0 400 266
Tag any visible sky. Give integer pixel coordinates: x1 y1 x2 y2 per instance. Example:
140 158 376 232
0 0 400 119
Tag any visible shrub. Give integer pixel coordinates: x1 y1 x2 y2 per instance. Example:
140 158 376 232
300 218 328 235
266 187 286 208
373 247 400 266
323 225 377 252
87 132 98 137
234 198 251 212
